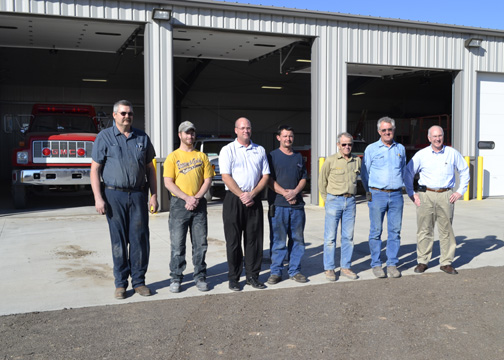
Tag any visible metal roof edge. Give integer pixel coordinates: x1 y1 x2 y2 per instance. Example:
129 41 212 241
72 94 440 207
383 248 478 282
146 0 504 37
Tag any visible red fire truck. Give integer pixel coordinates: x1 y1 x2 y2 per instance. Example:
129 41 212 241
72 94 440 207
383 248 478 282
9 104 102 208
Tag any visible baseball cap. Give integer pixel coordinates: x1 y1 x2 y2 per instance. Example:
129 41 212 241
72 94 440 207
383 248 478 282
178 121 196 133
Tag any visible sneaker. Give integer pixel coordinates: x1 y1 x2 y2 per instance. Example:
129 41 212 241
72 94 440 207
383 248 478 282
169 280 181 293
341 268 358 280
387 266 401 278
290 273 307 283
134 285 152 297
372 266 386 278
114 287 126 300
267 274 282 284
325 269 336 281
195 278 209 292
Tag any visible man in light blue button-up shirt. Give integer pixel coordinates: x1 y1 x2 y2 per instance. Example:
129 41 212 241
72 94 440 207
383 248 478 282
404 125 469 275
361 117 406 279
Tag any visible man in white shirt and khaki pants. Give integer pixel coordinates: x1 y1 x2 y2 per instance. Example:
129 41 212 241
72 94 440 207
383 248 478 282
404 125 470 275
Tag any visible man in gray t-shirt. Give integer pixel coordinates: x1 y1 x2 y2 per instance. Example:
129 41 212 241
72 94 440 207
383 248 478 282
90 100 158 300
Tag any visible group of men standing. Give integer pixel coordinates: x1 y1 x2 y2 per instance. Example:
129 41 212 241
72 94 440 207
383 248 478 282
90 100 469 299
319 116 469 281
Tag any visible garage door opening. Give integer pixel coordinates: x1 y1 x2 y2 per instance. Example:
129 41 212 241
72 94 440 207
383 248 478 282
172 27 313 154
347 65 454 160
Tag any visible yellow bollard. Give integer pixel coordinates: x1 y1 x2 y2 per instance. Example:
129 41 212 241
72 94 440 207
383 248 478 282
151 159 158 213
463 156 470 201
477 156 483 200
319 157 325 207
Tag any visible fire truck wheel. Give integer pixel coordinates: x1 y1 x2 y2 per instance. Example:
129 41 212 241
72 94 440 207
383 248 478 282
12 185 28 209
204 188 213 202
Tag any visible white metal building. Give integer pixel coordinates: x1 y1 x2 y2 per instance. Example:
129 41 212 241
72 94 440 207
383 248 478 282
1 0 503 202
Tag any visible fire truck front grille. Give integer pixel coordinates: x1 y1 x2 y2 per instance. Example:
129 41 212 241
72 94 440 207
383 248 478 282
32 140 94 164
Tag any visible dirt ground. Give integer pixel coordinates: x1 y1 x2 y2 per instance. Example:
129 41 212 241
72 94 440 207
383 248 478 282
1 266 503 360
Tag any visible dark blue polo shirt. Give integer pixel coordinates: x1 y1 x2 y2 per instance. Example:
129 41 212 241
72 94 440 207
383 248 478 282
92 124 156 189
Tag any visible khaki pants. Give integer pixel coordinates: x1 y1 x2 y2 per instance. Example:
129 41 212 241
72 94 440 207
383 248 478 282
416 190 456 266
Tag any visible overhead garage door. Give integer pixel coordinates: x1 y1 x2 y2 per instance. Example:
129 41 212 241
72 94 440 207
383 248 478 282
477 73 504 197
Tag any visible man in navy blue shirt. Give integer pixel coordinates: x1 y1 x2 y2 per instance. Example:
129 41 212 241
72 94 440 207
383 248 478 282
361 117 406 279
91 100 158 299
267 125 308 284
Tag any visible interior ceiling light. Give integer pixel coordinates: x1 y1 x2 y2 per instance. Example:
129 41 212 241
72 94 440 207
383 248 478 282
352 92 366 96
261 86 283 90
82 78 108 82
95 32 121 36
296 59 311 63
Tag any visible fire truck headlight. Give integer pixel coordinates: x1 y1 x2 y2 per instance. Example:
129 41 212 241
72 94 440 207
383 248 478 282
16 151 29 164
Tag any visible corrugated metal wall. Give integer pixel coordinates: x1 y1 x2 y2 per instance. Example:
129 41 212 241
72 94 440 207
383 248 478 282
167 2 504 201
2 0 504 202
0 0 151 21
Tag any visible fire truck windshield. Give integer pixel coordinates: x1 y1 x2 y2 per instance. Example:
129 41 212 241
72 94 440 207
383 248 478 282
30 115 97 133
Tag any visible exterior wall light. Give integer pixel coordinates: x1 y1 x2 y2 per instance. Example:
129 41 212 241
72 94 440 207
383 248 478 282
152 9 171 21
465 37 483 48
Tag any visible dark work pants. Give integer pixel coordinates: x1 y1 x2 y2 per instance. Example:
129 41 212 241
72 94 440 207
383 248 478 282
223 191 264 281
104 188 150 289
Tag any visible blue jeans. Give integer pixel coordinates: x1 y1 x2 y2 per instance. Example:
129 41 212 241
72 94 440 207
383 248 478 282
169 196 208 282
368 189 404 267
104 188 150 289
323 194 356 270
270 206 306 277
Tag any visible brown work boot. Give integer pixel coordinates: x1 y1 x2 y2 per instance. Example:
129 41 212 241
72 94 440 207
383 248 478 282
325 269 336 282
114 287 126 300
341 268 358 280
134 285 152 297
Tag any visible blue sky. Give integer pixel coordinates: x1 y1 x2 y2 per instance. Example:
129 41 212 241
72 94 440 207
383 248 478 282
220 0 504 30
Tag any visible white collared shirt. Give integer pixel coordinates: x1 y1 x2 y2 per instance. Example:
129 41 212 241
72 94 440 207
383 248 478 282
219 139 270 192
404 145 470 196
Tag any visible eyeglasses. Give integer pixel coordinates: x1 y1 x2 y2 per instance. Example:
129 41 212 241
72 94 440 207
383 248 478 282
340 143 352 147
236 127 251 131
118 112 134 117
380 128 394 133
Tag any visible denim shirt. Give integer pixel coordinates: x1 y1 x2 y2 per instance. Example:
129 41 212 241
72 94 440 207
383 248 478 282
92 124 155 189
361 139 406 192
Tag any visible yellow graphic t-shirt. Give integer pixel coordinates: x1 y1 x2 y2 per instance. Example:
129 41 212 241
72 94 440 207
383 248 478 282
163 149 215 196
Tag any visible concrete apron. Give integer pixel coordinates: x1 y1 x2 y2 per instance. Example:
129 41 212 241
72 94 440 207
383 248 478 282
1 196 503 316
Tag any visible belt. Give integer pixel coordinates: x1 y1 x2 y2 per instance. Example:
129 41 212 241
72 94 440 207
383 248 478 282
335 193 354 198
370 187 402 193
426 187 451 193
105 185 145 192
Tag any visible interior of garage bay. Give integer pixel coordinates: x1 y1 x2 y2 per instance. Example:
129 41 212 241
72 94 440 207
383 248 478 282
0 15 454 203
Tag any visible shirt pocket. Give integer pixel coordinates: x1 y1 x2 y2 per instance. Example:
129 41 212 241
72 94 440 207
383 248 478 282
135 143 147 161
330 168 345 176
373 155 386 167
441 161 454 177
136 147 147 161
330 168 346 184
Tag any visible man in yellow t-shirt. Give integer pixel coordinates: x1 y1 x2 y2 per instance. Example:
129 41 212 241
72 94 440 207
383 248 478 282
163 121 215 293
